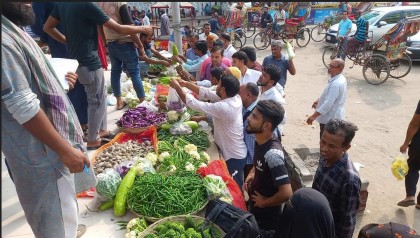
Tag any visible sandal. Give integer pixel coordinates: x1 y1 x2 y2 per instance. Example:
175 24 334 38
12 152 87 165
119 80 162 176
100 131 116 142
76 224 87 238
397 199 416 207
86 139 109 150
116 102 127 110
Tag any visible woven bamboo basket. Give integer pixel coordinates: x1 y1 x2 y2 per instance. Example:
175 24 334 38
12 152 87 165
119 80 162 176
138 215 225 238
117 125 154 134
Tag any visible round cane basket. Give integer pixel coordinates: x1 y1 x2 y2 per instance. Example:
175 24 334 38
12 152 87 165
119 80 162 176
131 199 209 223
117 125 153 134
138 215 225 238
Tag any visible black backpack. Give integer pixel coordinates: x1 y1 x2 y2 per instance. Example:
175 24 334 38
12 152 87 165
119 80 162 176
203 199 268 238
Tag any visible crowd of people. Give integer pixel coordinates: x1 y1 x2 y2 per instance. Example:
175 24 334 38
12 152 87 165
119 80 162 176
1 2 419 238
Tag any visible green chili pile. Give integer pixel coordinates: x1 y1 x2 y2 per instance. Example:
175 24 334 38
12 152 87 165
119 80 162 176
127 173 207 218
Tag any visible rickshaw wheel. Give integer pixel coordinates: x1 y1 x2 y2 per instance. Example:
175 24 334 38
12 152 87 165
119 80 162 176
389 52 412 79
363 55 390 85
322 47 337 68
311 24 327 42
233 33 243 49
296 28 311 47
245 24 256 38
253 32 270 50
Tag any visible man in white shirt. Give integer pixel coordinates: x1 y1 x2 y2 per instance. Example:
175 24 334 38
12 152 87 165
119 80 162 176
232 51 262 85
169 75 247 189
140 10 150 26
199 22 218 41
306 58 347 138
220 32 237 62
257 65 287 136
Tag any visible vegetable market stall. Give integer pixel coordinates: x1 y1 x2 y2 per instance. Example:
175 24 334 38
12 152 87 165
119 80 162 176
83 65 246 237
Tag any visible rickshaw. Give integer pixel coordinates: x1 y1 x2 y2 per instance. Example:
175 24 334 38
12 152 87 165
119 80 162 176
218 8 245 48
253 2 311 50
311 2 374 42
322 16 420 85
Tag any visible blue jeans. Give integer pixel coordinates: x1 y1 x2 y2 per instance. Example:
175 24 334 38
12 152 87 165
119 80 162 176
67 80 88 125
107 41 145 98
226 158 246 190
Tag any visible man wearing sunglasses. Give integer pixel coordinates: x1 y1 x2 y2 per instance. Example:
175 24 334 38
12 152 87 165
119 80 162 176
306 58 347 138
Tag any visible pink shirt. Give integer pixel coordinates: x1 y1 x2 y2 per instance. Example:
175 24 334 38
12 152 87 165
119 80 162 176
200 57 232 77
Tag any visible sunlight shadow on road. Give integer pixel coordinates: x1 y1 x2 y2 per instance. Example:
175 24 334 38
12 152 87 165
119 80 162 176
346 76 404 111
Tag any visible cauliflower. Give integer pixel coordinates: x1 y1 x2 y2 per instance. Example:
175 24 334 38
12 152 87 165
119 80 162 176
220 196 233 204
185 162 195 171
200 151 211 163
198 162 207 168
158 151 170 163
184 144 197 153
188 151 200 160
135 164 144 176
169 165 177 172
126 218 148 237
145 152 158 165
167 110 179 122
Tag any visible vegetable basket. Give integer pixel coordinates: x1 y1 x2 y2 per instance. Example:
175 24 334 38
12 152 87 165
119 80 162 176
117 125 156 134
138 215 225 238
132 199 209 223
91 127 158 165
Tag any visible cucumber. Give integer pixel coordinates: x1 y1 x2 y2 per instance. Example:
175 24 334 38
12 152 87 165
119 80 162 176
99 198 114 211
114 167 137 216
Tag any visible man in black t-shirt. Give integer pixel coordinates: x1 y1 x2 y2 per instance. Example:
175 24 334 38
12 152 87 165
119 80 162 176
398 100 420 209
244 100 292 231
44 2 154 150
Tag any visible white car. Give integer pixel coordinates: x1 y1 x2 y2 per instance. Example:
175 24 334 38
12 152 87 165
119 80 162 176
407 31 420 61
325 6 420 47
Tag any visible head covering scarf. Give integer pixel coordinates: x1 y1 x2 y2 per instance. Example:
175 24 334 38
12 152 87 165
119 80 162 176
358 222 419 238
275 188 336 238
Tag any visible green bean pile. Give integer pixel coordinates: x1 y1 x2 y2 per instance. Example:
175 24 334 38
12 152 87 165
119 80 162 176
158 130 210 151
127 173 207 218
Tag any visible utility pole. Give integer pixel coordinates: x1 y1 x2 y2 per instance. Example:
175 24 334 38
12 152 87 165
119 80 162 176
171 2 184 55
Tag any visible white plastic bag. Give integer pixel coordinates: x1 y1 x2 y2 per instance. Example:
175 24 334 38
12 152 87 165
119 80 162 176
107 93 117 106
138 100 158 112
166 87 186 113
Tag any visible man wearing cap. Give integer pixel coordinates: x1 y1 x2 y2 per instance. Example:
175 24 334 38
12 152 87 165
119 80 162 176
262 40 296 93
